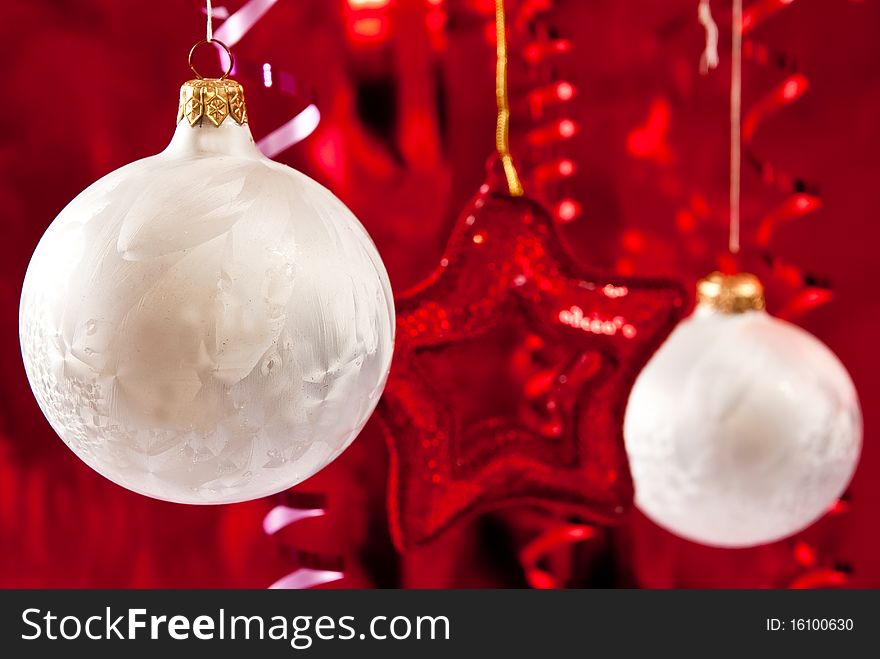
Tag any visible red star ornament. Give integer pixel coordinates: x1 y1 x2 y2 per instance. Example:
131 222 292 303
380 177 687 550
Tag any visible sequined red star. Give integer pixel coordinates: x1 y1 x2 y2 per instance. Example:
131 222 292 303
380 180 687 550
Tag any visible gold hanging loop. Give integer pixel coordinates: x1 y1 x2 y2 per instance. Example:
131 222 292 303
188 38 235 80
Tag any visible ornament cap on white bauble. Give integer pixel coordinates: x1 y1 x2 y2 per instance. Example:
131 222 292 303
20 60 395 505
624 271 861 548
695 270 765 313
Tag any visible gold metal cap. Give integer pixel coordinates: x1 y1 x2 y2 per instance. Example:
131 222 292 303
697 271 766 313
177 78 248 127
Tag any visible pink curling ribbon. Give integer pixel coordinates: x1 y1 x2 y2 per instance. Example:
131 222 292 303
264 492 344 590
203 1 322 157
786 497 851 589
788 569 849 589
741 0 831 318
212 0 279 47
519 524 598 589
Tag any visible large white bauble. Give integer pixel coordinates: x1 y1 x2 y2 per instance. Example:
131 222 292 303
624 279 861 548
20 81 395 504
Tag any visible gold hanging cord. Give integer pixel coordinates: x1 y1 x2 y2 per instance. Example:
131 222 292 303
495 0 525 197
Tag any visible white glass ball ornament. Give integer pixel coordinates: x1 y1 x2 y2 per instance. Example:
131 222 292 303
20 74 394 504
624 272 861 547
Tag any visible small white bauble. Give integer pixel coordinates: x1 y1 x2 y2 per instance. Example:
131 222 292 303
624 272 861 547
20 75 395 504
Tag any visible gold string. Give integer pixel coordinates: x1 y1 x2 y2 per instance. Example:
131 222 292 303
495 0 524 197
